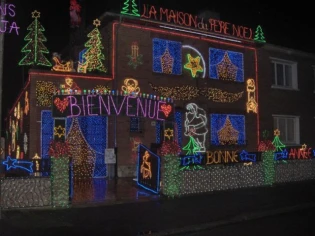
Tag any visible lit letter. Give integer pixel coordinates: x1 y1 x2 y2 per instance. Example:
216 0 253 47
206 151 214 164
156 101 165 121
8 4 16 17
231 151 238 162
99 95 110 115
137 97 147 117
126 96 136 117
81 95 86 116
110 95 126 115
68 96 81 117
9 22 19 35
0 20 8 33
87 95 98 116
147 100 156 119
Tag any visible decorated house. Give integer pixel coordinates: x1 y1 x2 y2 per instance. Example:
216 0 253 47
3 1 315 202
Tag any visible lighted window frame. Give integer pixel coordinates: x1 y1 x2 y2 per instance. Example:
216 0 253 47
270 58 298 90
273 115 300 145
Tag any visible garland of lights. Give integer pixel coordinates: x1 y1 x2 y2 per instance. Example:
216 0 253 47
149 83 243 102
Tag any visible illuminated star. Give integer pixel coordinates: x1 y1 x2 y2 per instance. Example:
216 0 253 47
274 129 280 136
184 54 203 78
93 19 101 27
32 10 40 19
164 128 174 140
54 125 66 138
3 156 33 173
301 144 307 150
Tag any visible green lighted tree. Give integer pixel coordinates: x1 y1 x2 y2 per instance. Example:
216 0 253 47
254 25 266 43
83 19 107 73
120 0 140 17
19 10 52 67
272 129 286 151
182 136 200 155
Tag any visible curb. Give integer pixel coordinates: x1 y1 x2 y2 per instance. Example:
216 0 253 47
150 202 315 236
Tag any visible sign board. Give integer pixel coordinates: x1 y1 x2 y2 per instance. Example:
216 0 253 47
52 94 174 122
105 148 116 164
137 144 160 194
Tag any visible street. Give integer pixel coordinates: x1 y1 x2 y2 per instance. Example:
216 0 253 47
185 208 315 236
0 181 315 236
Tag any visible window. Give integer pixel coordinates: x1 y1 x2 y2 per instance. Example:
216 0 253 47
271 58 298 89
273 115 300 145
130 117 142 133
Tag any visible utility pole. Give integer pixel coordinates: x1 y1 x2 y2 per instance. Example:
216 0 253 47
0 0 6 221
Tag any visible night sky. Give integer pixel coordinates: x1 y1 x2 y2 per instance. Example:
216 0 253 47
1 0 314 131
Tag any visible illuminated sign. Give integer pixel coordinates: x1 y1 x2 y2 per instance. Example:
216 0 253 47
141 5 253 40
0 3 19 35
179 150 261 168
52 94 174 121
137 144 160 194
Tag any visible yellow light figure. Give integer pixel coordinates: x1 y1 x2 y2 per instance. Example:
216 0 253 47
32 153 42 176
184 54 203 78
16 145 20 159
164 128 174 140
17 102 21 120
54 125 66 138
121 78 140 94
77 61 88 73
52 56 74 72
24 91 29 115
246 78 258 113
140 151 152 179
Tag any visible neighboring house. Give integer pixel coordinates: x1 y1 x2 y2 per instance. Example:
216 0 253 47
258 44 315 147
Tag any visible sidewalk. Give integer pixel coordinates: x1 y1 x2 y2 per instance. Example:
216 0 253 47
1 180 315 236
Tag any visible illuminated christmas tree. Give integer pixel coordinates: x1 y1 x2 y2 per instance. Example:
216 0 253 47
272 129 285 151
182 136 200 155
83 19 107 73
254 25 266 43
19 10 52 67
66 118 96 178
120 0 140 17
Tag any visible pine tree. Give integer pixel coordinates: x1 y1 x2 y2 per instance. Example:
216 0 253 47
83 19 107 73
182 136 200 155
272 129 286 151
254 25 266 43
120 0 140 17
19 10 52 67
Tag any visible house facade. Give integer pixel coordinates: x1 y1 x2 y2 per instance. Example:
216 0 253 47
4 6 315 181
